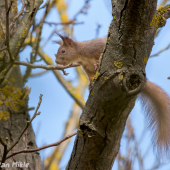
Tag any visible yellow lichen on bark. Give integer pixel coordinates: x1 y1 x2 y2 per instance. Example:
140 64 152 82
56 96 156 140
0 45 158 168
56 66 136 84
21 27 28 38
16 41 21 48
0 85 25 120
94 71 100 80
119 75 123 80
114 61 123 68
150 5 170 30
0 111 10 121
158 5 170 13
143 57 148 65
0 20 4 40
12 0 18 13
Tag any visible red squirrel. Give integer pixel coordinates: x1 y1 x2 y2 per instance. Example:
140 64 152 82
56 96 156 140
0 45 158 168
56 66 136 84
55 34 170 157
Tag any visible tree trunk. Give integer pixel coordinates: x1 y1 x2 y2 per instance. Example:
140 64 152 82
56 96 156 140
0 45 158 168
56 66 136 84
67 0 157 169
0 0 42 169
0 66 41 169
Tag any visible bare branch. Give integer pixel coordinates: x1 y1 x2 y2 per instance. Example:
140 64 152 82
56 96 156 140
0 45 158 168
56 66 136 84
150 43 170 57
0 46 7 52
73 0 91 20
0 136 7 147
6 132 77 160
9 0 27 33
163 6 170 19
42 29 59 47
151 5 170 30
24 39 85 109
29 70 49 77
95 23 101 38
44 20 83 26
5 0 13 61
38 47 85 109
38 0 50 10
0 136 7 170
7 94 43 154
14 61 80 70
29 94 43 122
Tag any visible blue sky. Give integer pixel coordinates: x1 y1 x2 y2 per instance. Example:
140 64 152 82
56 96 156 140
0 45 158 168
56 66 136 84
19 0 170 169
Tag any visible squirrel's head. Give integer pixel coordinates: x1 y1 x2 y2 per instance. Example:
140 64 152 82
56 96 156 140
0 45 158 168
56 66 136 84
54 33 79 66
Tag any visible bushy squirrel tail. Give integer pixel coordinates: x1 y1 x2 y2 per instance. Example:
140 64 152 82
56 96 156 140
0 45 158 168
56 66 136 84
139 80 170 157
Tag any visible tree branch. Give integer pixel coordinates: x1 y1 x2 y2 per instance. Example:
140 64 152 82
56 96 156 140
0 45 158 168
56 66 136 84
9 0 27 33
0 0 43 85
0 46 7 52
7 94 43 154
14 61 80 70
23 38 85 109
150 43 170 57
29 70 49 77
44 20 83 26
151 5 170 30
66 0 158 169
6 132 77 160
5 0 13 61
163 6 170 19
37 47 85 109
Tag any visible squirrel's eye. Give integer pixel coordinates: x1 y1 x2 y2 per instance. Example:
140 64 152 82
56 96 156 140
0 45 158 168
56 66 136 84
61 49 65 53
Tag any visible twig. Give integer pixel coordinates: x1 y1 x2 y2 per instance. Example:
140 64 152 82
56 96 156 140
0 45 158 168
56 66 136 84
31 2 50 60
7 94 43 153
27 107 35 111
150 43 170 57
95 23 101 38
44 20 83 26
9 0 27 33
6 132 77 160
24 130 28 149
73 0 91 20
11 149 24 170
0 136 7 170
0 46 7 52
37 46 85 109
0 3 5 7
5 0 13 61
42 29 59 47
0 136 7 146
38 0 50 10
163 6 170 19
14 61 80 71
29 70 49 77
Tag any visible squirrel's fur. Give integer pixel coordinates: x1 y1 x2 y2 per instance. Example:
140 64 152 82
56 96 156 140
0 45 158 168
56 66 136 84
55 34 170 157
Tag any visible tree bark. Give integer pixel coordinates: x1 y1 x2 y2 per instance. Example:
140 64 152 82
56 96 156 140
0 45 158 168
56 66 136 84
67 0 158 169
0 66 41 170
0 0 42 169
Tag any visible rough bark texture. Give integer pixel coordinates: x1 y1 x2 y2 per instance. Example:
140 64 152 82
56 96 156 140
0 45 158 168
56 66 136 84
0 67 41 170
0 0 42 169
67 0 157 169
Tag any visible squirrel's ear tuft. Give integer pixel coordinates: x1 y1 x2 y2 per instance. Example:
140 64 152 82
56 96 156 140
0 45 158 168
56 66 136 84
56 33 75 47
63 37 75 47
53 40 63 45
56 33 65 41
